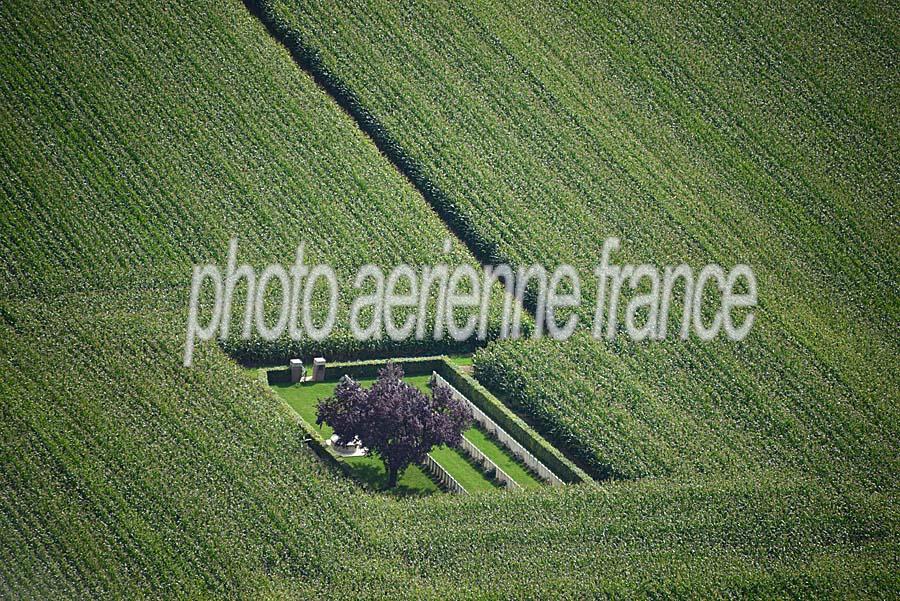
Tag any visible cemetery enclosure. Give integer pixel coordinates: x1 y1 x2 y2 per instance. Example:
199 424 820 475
263 358 552 494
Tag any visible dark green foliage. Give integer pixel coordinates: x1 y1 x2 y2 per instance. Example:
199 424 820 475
317 363 471 488
1 0 897 597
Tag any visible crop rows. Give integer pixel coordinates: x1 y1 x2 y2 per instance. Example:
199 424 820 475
2 293 896 597
0 292 360 597
0 0 476 301
0 0 524 363
1 0 897 597
259 0 898 592
475 333 898 488
265 0 898 483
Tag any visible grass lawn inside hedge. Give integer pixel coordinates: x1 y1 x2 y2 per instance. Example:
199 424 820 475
448 354 473 367
342 454 439 497
463 428 544 489
272 375 541 496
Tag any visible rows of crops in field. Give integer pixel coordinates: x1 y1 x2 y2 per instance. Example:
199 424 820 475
0 0 485 594
0 0 478 301
360 470 896 597
2 0 897 597
0 292 366 597
475 333 898 487
264 0 898 484
265 0 896 326
1 0 525 364
2 295 895 597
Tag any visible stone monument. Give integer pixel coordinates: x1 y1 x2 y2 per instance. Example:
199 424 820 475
289 358 303 383
312 357 326 382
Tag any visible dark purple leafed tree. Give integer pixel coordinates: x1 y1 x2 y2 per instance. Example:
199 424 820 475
316 363 472 488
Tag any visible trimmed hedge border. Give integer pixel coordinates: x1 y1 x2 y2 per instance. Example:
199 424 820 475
263 356 445 384
328 356 445 381
260 356 591 484
435 362 591 484
228 333 479 369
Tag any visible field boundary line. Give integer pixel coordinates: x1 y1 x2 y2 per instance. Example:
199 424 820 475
242 0 537 302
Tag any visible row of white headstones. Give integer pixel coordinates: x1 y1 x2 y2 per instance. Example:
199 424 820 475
431 372 564 489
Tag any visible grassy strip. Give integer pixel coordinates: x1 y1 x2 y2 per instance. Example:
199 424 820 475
463 428 543 490
428 446 499 493
343 455 439 497
448 354 474 367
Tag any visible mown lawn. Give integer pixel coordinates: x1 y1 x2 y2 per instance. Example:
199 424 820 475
343 455 439 497
268 373 500 494
428 445 498 492
463 428 544 490
447 354 473 367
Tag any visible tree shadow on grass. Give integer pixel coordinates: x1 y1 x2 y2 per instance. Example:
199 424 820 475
344 455 438 498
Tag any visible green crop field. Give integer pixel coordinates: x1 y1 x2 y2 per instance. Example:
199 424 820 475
261 0 897 469
1 0 897 598
259 0 899 572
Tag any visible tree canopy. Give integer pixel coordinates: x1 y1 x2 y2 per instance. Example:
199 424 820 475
317 363 472 488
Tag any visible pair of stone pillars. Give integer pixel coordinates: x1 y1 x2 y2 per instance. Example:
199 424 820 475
289 357 326 383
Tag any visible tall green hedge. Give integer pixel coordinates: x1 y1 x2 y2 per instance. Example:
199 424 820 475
435 362 591 484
